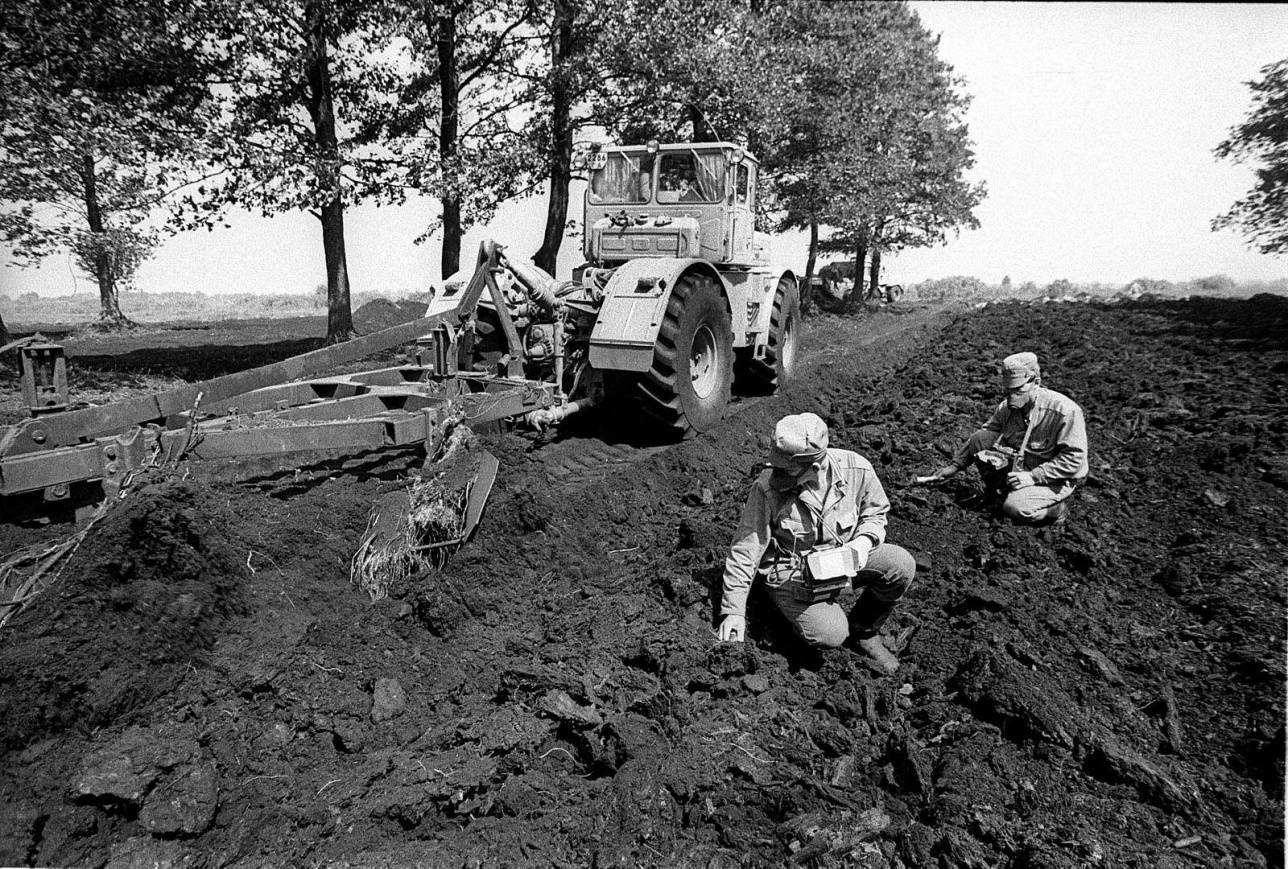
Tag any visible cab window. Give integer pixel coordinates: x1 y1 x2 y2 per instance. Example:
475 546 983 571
589 152 653 204
657 151 725 203
735 164 750 206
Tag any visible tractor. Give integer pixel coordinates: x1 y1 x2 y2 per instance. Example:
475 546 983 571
429 140 800 436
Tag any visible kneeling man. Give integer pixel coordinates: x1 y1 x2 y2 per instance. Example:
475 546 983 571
924 351 1088 524
717 413 915 673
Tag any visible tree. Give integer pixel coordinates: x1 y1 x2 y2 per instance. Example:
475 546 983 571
1213 58 1288 256
758 2 983 311
832 5 982 307
758 1 915 306
375 0 540 282
0 1 217 328
183 0 406 342
526 0 606 275
592 0 767 146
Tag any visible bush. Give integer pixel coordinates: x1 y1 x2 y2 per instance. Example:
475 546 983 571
910 275 989 300
1191 274 1237 294
1123 278 1176 297
1045 278 1074 297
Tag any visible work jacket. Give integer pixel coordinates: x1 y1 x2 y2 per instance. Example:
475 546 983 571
720 448 889 618
953 386 1089 484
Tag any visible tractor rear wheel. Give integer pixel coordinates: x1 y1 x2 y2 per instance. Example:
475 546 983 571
742 276 800 393
635 272 733 436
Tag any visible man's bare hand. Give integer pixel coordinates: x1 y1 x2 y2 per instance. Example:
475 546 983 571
1007 470 1035 490
850 536 873 572
718 615 746 642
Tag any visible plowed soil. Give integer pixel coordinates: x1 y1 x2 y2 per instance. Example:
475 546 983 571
1 296 1284 868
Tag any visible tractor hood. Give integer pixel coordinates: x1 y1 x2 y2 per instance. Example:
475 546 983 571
588 215 700 263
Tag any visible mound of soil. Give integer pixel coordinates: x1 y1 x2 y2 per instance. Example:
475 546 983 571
0 481 245 753
0 297 1283 868
353 298 430 334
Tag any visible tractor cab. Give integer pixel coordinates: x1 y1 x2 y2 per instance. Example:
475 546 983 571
583 141 759 268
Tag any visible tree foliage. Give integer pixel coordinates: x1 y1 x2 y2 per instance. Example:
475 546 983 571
178 0 413 341
591 0 765 145
757 1 983 306
519 0 623 274
375 0 542 281
0 0 218 326
1214 58 1288 256
3 0 986 331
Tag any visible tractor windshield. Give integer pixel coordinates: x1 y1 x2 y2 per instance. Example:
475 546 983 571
589 152 654 204
657 150 724 203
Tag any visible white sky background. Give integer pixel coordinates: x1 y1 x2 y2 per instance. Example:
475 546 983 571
1 1 1286 299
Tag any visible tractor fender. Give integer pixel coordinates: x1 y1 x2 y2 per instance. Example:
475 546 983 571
588 258 728 373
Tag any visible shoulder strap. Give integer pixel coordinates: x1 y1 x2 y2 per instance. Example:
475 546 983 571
1016 399 1040 466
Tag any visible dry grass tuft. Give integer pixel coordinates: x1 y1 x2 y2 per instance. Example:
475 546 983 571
350 425 478 602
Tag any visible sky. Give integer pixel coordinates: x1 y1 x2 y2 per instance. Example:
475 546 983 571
1 1 1286 300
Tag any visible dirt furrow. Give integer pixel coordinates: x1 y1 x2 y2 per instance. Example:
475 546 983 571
0 297 1283 869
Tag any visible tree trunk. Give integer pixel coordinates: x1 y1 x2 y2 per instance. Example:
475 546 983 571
81 153 130 328
867 221 886 302
533 0 574 276
869 247 882 303
688 104 717 142
802 219 819 313
845 234 867 314
304 0 354 342
0 311 9 349
320 197 354 341
437 11 461 282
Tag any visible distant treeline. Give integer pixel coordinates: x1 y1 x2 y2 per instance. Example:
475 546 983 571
8 274 1285 329
2 290 411 327
904 274 1288 302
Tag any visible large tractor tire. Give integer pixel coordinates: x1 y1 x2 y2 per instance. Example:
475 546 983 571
634 272 734 437
741 276 800 394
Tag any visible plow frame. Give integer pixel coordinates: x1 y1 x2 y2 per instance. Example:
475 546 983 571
0 242 563 508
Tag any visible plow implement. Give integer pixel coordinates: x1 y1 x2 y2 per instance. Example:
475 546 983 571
1 241 585 621
0 243 568 519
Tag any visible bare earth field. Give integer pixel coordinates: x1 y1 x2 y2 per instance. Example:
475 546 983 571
0 296 1284 868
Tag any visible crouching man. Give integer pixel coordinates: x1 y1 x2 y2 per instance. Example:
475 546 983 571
716 412 915 674
922 351 1088 524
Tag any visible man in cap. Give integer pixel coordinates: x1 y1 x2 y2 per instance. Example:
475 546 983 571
922 351 1088 524
716 412 916 673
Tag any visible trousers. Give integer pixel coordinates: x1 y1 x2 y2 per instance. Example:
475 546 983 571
962 430 1077 524
766 543 916 649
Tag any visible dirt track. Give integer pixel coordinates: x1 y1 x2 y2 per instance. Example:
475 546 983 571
1 297 1284 868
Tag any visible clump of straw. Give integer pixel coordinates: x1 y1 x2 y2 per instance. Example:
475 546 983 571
350 516 410 604
350 424 477 602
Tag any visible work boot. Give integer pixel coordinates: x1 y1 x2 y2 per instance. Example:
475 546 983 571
852 635 900 674
1047 500 1069 526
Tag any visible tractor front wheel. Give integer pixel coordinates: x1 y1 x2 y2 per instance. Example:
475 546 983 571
635 273 733 437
